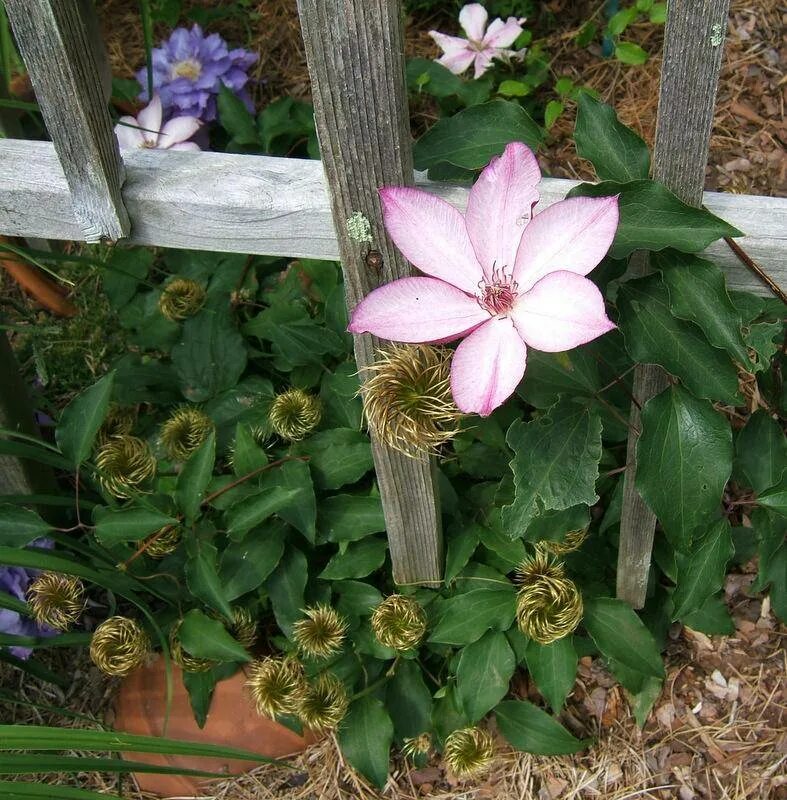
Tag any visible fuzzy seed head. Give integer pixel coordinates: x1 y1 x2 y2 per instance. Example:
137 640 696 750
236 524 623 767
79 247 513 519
159 406 214 461
293 604 348 660
444 727 495 778
542 528 589 556
402 733 432 761
296 673 348 731
229 607 258 651
361 344 461 457
169 619 214 673
90 616 149 677
158 278 206 321
144 525 182 559
94 435 156 499
97 405 137 448
268 389 321 441
26 573 85 631
247 656 305 718
370 594 427 651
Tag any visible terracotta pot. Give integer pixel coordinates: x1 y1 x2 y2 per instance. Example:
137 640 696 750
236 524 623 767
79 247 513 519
114 656 311 798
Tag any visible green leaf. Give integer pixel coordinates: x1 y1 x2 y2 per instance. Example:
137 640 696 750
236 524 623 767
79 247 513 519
478 523 525 567
413 100 543 171
429 586 517 645
524 637 578 712
320 365 362 429
649 2 667 23
55 372 114 467
575 94 650 182
672 519 734 620
93 506 177 545
178 609 251 662
102 247 153 309
444 525 479 583
617 275 741 405
655 252 750 366
294 429 373 491
219 523 286 600
681 594 734 635
176 431 215 523
0 505 51 547
615 42 649 65
229 424 268 477
0 753 225 777
567 180 741 259
218 83 259 145
172 308 247 402
498 79 529 97
319 494 385 542
225 486 300 540
337 696 393 789
759 543 786 621
606 7 637 35
495 700 589 755
185 540 233 619
257 460 316 542
406 58 489 105
182 669 215 729
734 411 787 494
636 386 732 550
523 505 590 545
544 100 564 130
386 660 432 739
265 546 308 638
502 399 603 535
456 630 516 722
319 536 387 580
583 597 664 679
757 477 787 517
334 581 383 618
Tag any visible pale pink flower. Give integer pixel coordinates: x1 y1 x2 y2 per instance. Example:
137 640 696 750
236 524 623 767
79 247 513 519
348 143 619 417
114 94 202 151
429 3 526 79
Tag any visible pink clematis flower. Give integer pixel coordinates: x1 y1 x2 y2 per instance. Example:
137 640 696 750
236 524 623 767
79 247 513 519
114 94 202 151
348 142 619 417
430 3 526 79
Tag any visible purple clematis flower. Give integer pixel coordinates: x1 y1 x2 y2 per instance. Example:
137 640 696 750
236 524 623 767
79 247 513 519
137 24 258 122
115 94 201 151
430 3 526 79
348 142 619 417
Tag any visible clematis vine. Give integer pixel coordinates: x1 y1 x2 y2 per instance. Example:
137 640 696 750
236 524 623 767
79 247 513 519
348 142 619 417
430 3 526 79
114 94 201 151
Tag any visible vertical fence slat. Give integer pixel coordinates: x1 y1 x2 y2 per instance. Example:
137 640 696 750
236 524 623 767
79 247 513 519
616 0 732 607
5 0 129 242
297 0 443 586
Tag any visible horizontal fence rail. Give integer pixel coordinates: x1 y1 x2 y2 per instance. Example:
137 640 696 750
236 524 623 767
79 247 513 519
0 140 783 296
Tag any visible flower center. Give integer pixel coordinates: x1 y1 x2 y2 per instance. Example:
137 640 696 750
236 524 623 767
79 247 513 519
172 59 202 80
478 267 518 316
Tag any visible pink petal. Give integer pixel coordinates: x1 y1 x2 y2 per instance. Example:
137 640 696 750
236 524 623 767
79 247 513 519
169 142 201 151
513 195 619 290
483 17 525 49
115 117 145 149
510 270 616 352
159 115 201 147
436 47 476 76
473 50 495 78
429 31 471 56
347 277 489 343
465 142 541 281
137 94 163 135
459 4 488 41
450 317 527 417
379 187 484 294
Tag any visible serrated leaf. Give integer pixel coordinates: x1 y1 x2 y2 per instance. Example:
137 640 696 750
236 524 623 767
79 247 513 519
636 386 732 550
734 411 787 494
185 540 233 619
429 586 517 645
502 400 602 535
456 631 515 722
55 372 114 467
495 700 589 754
93 506 177 545
337 696 393 789
524 637 578 712
672 519 734 620
583 597 664 679
386 660 433 739
575 93 650 182
178 609 250 662
0 505 51 547
176 431 215 523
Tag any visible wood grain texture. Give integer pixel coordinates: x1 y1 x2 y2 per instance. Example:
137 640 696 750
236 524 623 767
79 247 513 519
5 0 129 242
296 0 443 585
0 142 782 296
616 0 733 609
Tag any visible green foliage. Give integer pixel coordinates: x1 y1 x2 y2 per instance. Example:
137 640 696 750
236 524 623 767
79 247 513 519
55 371 114 467
495 700 589 754
456 631 516 722
0 506 51 547
337 697 394 789
524 637 578 712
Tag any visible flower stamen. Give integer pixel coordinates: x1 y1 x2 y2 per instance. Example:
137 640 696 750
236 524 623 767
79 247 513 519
477 264 519 316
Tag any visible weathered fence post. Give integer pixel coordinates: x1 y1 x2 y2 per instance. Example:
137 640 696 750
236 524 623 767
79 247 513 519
5 0 129 242
616 0 732 607
297 0 443 585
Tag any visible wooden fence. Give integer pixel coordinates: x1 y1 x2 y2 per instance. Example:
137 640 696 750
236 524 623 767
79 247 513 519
0 0 784 598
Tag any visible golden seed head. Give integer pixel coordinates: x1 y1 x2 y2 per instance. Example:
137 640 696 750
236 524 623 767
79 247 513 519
169 619 215 673
97 405 137 448
361 344 461 457
402 733 432 761
542 528 589 556
296 673 348 731
158 278 206 321
516 554 583 645
268 389 321 441
26 573 85 631
143 525 182 559
443 727 495 778
94 435 156 499
370 594 427 651
247 656 305 718
159 405 214 461
229 607 258 651
90 616 149 677
293 604 348 660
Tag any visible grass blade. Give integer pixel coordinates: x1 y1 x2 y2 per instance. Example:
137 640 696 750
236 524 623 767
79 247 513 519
0 754 229 778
